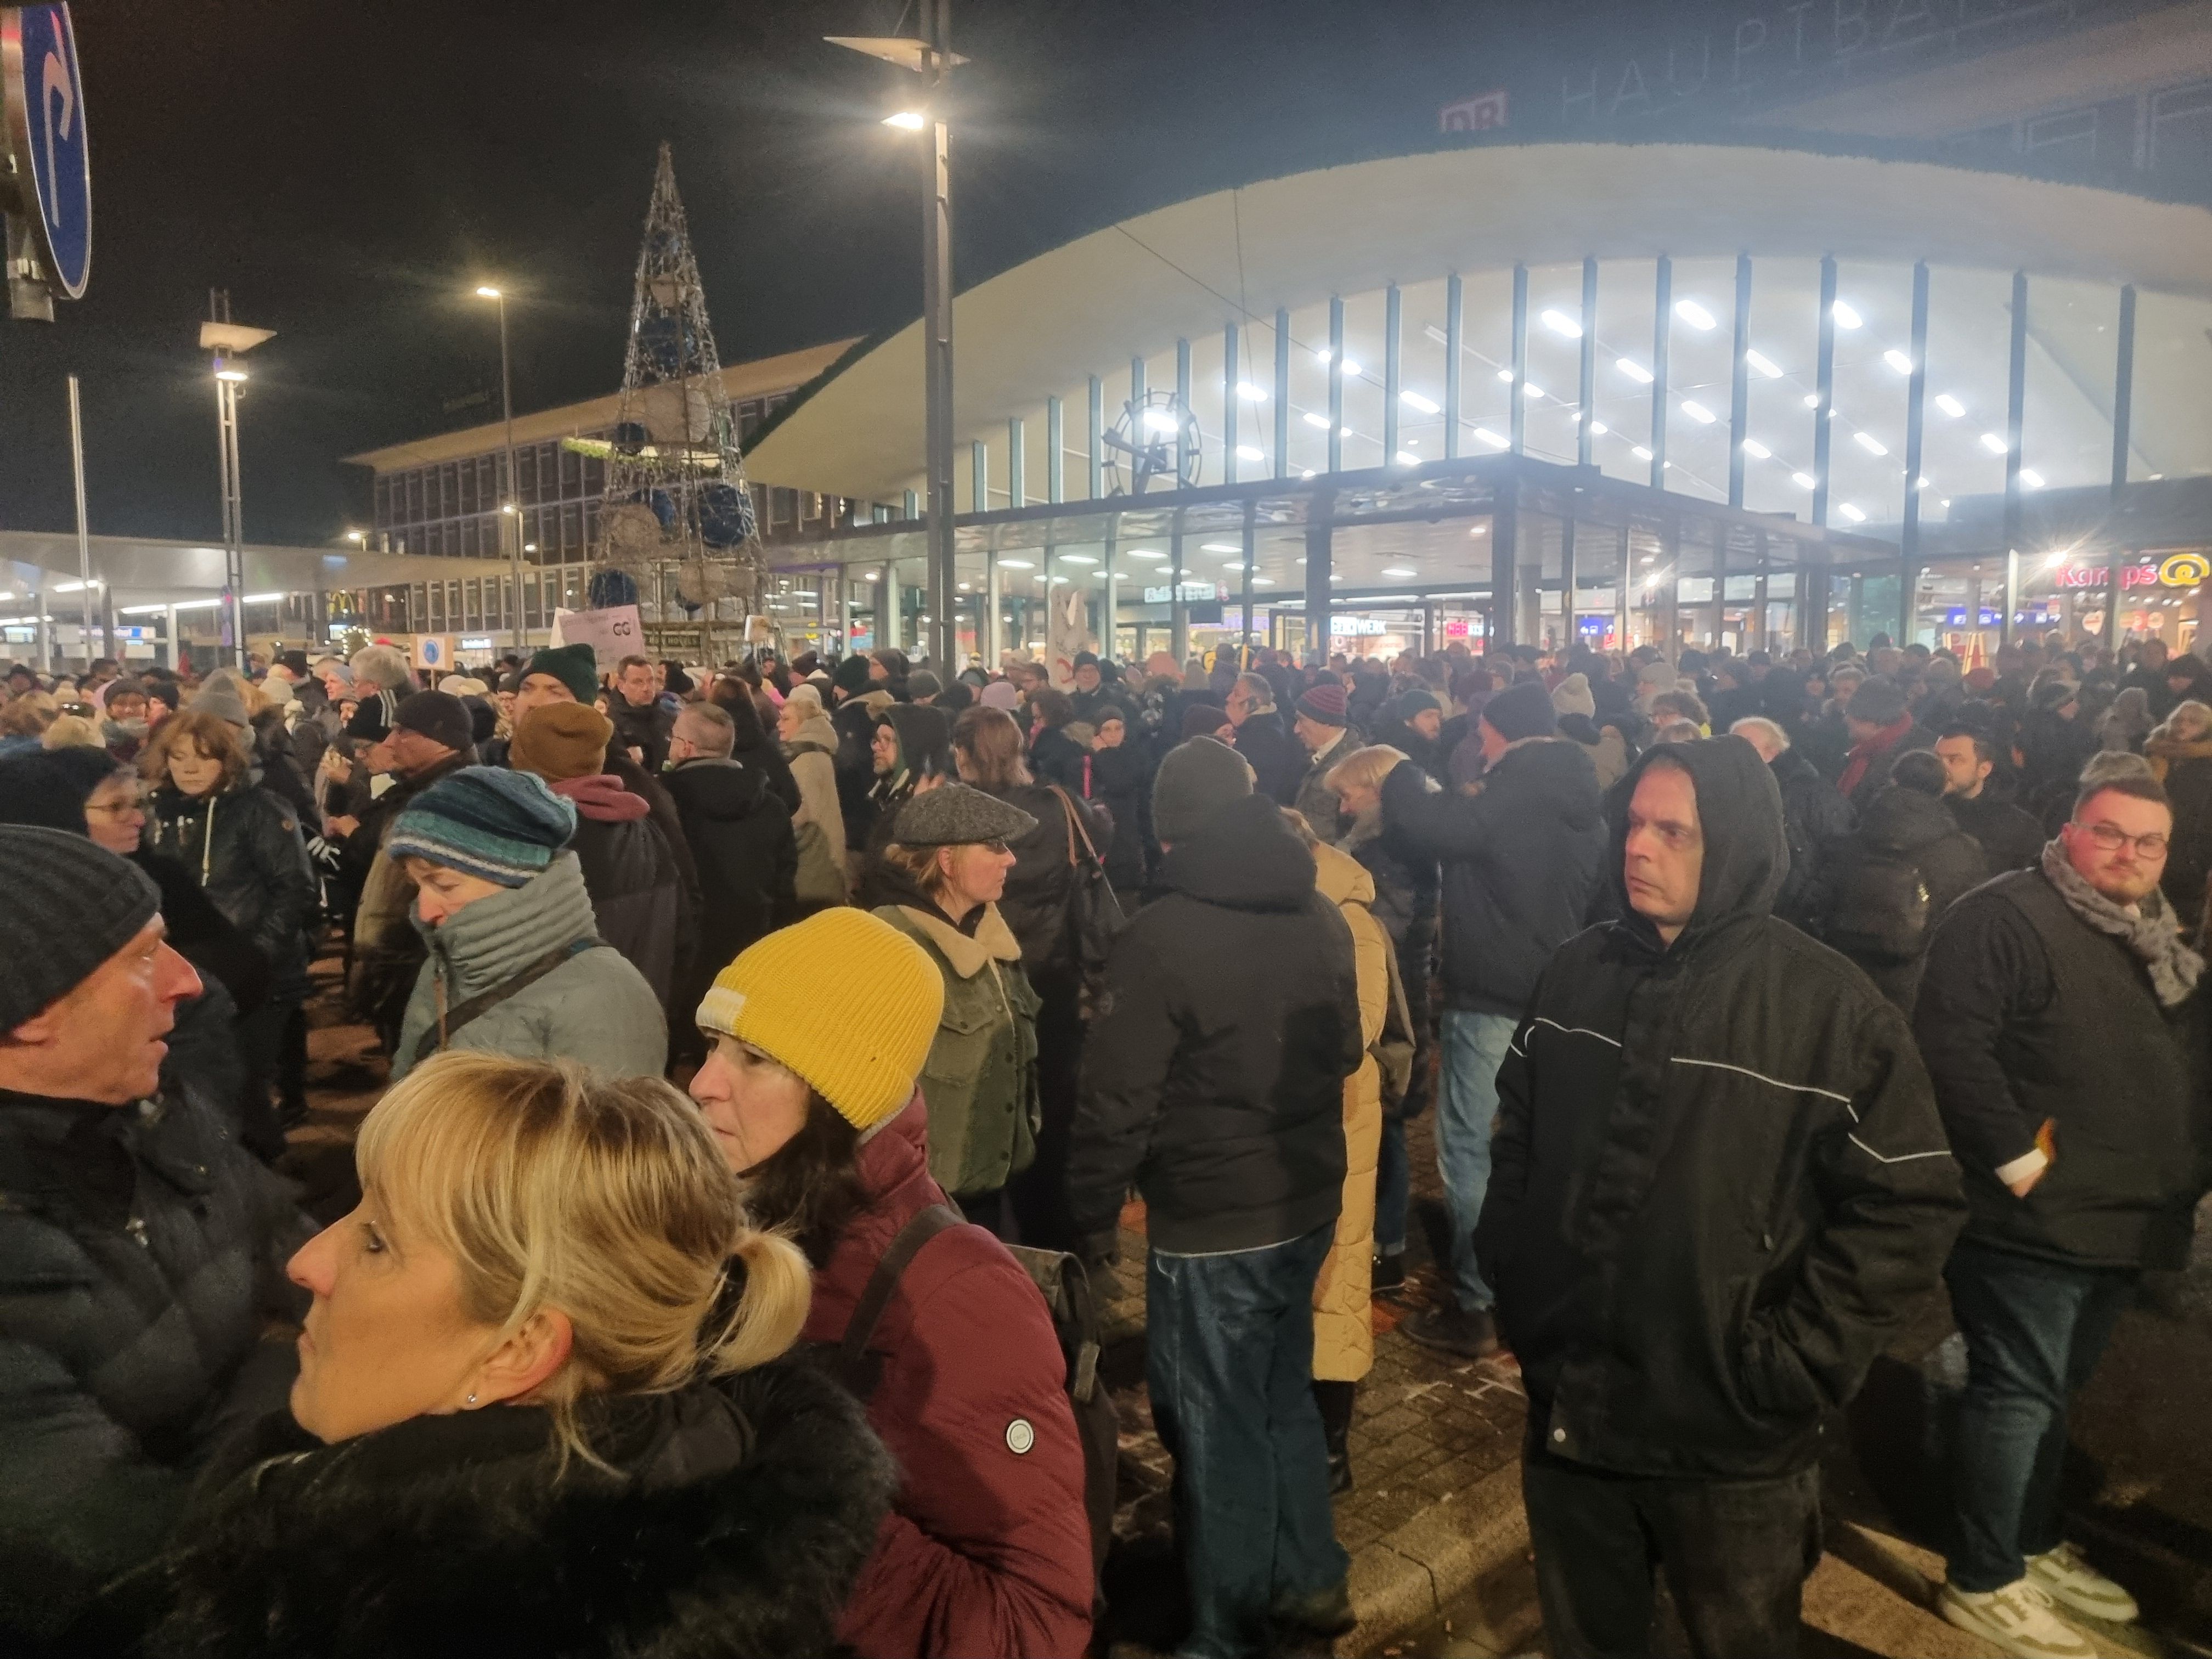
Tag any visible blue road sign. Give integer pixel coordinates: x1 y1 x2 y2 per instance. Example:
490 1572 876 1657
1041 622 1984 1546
7 4 89 298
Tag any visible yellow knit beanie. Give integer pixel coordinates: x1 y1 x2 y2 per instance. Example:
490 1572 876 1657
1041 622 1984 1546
696 908 944 1132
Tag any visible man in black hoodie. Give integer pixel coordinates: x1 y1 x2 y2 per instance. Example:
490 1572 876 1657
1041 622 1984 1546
1380 678 1608 1358
1476 737 1963 1658
1069 737 1363 1659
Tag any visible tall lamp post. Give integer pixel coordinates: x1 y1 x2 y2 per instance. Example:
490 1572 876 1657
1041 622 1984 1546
829 5 961 672
474 285 527 651
199 310 274 671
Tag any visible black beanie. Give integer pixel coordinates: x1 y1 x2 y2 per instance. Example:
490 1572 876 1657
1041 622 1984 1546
1480 679 1559 743
0 746 122 834
0 826 160 1032
394 690 476 755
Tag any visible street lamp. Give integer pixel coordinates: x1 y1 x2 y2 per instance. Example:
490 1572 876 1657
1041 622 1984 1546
473 284 526 650
199 312 275 670
829 5 961 671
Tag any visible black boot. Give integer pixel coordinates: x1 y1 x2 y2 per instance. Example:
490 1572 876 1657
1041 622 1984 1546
1312 1378 1357 1496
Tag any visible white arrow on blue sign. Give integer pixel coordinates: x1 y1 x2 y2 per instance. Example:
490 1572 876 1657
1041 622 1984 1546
5 3 89 298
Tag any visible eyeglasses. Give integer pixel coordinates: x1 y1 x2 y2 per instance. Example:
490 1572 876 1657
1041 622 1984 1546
2078 822 2169 857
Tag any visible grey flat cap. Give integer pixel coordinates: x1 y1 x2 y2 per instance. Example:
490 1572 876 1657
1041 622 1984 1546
891 782 1039 847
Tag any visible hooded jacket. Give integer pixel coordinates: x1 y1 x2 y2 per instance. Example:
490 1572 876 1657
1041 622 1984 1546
1474 737 1965 1480
393 853 668 1082
549 773 693 1011
782 708 849 897
73 1363 895 1659
662 757 797 1026
1380 736 1607 1018
1068 792 1363 1254
807 1099 1096 1659
0 1085 310 1644
1765 744 1857 930
853 706 955 904
1816 782 1989 1010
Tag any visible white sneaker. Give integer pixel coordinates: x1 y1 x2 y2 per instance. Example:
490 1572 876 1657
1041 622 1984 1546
1938 1578 2096 1659
2027 1542 2140 1623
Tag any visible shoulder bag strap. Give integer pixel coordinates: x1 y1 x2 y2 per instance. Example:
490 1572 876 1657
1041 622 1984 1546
411 938 606 1068
838 1202 963 1383
1049 783 1104 870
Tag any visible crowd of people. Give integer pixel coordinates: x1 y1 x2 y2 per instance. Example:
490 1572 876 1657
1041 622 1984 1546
0 622 2204 1659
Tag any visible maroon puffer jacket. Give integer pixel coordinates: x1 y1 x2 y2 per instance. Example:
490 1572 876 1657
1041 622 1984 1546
810 1096 1095 1659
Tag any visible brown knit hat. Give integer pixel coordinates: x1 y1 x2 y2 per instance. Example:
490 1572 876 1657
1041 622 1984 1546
511 702 614 783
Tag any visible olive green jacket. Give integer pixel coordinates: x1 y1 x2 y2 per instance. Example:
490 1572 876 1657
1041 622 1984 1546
875 902 1042 1196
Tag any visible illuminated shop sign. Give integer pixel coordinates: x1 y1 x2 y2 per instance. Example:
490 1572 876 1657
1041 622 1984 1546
2055 553 2211 590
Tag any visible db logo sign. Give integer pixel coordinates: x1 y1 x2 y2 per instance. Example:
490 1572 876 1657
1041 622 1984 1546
2158 552 2210 589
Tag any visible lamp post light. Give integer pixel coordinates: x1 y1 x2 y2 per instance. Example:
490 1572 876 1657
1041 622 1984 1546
828 5 961 672
475 284 526 651
199 308 275 670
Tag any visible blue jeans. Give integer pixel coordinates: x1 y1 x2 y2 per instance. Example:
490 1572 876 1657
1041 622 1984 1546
1147 1224 1350 1659
1375 1113 1408 1256
1945 1239 2136 1593
1437 1009 1513 1311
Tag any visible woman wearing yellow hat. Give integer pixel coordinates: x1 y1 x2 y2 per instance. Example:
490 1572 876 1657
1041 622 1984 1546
687 907 1093 1659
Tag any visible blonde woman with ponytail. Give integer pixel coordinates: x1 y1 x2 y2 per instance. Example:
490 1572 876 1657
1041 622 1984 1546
74 1052 895 1659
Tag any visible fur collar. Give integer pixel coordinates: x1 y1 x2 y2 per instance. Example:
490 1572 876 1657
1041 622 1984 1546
88 1362 894 1659
894 901 1020 978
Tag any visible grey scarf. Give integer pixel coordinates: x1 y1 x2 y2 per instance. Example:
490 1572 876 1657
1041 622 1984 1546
2040 838 2203 1007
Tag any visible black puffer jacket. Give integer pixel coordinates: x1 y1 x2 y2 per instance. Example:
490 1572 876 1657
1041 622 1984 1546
0 1086 310 1644
553 775 694 1014
1816 783 1988 1011
608 693 675 772
1069 792 1362 1254
1086 742 1152 889
1915 867 2211 1270
148 783 318 1000
663 757 797 1033
1380 737 1606 1018
71 1361 897 1659
1767 744 1856 930
974 778 1108 983
1475 738 1965 1480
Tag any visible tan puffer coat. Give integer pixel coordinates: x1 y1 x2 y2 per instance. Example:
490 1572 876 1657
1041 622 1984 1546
1310 837 1389 1382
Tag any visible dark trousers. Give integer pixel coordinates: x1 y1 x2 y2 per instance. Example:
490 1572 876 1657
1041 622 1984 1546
1522 1442 1821 1659
1945 1238 2136 1593
1148 1224 1349 1659
1008 975 1086 1252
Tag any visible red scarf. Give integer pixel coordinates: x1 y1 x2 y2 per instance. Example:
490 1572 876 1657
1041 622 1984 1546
1836 714 1914 797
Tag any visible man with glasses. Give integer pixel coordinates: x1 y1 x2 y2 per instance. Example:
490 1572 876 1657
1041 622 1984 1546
1916 775 2207 1659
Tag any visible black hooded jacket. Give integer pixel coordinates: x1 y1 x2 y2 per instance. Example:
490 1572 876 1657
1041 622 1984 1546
1380 737 1606 1018
1068 792 1362 1254
1767 744 1856 930
1474 737 1965 1480
663 757 798 1028
1815 782 1989 1011
70 1361 896 1659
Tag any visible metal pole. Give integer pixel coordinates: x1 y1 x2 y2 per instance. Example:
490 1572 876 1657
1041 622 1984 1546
1327 298 1344 474
922 0 956 671
1240 498 1256 648
1086 376 1103 499
1577 257 1597 466
1273 307 1291 480
1510 263 1528 455
1727 252 1752 509
218 376 247 670
1047 397 1063 504
1650 256 1671 489
1900 260 1930 646
1223 321 1239 485
1813 254 1838 528
496 292 524 651
2001 268 2028 652
1384 284 1401 461
1444 273 1464 461
2106 285 2136 646
66 376 93 673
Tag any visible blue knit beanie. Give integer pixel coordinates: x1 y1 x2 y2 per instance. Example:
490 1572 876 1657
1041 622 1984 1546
386 766 576 887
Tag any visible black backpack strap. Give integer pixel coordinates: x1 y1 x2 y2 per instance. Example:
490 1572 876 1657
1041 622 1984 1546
411 938 607 1068
835 1202 962 1400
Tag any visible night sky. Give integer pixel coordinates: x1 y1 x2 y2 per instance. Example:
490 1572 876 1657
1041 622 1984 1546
0 0 1839 548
